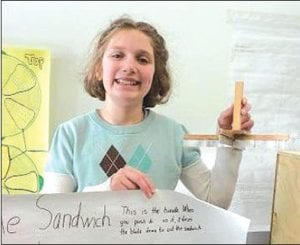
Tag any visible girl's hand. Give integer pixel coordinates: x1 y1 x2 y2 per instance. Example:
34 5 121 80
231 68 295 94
217 97 254 131
110 165 155 198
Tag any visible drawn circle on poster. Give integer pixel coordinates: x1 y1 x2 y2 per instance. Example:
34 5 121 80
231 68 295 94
2 51 41 138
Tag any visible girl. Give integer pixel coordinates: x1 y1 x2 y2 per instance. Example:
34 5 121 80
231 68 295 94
42 17 254 209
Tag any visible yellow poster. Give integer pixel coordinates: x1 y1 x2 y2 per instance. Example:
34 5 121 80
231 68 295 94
2 47 50 194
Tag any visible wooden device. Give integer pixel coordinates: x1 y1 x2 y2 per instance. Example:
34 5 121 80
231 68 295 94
184 81 289 142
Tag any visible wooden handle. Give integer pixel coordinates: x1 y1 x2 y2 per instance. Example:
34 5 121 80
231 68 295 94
232 81 244 130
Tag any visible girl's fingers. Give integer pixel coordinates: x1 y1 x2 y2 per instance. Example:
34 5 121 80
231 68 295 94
241 119 254 131
218 104 234 129
123 166 155 198
111 177 130 190
111 166 155 198
241 113 251 124
111 169 136 190
120 176 139 190
241 100 251 115
222 104 234 118
116 182 129 191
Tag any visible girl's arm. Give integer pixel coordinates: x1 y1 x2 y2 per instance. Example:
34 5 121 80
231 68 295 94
40 172 76 193
180 142 243 209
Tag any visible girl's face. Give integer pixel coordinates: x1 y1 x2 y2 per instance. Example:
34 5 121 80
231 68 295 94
101 29 155 107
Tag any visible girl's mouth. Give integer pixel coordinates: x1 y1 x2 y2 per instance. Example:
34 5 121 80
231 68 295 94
115 79 141 86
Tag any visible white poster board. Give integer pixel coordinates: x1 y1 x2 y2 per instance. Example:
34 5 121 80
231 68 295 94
226 10 300 231
2 190 249 244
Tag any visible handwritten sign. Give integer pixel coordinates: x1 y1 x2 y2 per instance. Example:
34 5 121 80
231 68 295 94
2 190 250 244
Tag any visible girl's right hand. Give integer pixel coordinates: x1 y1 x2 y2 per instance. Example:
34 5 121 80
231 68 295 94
110 165 155 198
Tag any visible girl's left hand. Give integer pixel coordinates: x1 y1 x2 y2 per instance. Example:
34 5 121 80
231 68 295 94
110 165 155 198
217 97 254 131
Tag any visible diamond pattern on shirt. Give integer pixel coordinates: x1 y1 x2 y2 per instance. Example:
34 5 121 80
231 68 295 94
128 144 152 173
99 145 126 177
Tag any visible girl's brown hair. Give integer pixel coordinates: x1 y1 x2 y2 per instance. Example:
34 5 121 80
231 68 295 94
84 17 171 107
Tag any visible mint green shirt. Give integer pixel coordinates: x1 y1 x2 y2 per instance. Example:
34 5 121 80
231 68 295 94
45 110 200 192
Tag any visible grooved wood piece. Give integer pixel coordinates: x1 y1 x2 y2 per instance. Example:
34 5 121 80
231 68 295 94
234 133 289 141
233 81 244 131
183 134 219 141
184 133 289 141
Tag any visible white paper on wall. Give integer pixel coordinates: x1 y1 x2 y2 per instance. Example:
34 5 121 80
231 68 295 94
2 190 250 244
226 10 300 231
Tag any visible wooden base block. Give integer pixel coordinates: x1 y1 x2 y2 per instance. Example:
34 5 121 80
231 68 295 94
271 151 300 244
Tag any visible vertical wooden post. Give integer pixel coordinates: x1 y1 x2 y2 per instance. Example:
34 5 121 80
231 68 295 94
232 81 244 131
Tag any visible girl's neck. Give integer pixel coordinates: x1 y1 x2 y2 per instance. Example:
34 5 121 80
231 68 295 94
99 103 145 125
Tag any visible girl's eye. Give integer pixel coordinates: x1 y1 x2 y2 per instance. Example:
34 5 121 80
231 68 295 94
111 53 123 59
138 56 150 64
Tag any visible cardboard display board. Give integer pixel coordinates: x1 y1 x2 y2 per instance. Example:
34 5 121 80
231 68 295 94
271 151 300 244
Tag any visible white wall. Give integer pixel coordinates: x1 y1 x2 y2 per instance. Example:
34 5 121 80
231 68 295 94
3 1 300 138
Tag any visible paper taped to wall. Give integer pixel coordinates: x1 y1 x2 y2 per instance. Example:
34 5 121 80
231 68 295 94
2 47 50 194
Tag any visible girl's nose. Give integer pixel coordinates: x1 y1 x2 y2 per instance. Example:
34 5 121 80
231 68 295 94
122 67 136 74
122 58 137 74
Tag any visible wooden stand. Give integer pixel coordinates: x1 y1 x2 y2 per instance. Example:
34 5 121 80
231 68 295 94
184 81 289 142
270 151 300 244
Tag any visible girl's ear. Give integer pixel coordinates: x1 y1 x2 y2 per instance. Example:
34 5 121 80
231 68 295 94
95 64 102 80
